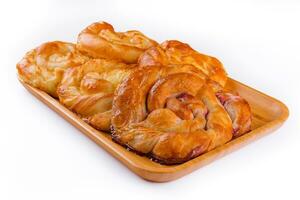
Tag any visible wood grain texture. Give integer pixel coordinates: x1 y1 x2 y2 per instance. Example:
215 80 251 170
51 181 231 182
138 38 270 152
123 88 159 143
19 78 289 182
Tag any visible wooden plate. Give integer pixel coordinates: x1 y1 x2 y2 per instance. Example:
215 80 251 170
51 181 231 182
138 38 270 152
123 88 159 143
19 78 289 182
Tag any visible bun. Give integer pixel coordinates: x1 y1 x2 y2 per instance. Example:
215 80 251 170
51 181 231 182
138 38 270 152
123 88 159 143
111 65 251 164
138 40 227 86
77 21 158 63
17 41 88 97
57 59 135 131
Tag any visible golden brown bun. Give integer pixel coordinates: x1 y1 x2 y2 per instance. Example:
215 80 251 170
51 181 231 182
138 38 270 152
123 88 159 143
17 41 89 97
138 40 227 87
111 65 251 164
77 21 158 64
57 59 136 131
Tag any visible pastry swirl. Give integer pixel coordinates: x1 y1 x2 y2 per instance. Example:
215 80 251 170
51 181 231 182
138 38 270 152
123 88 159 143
77 21 158 63
111 65 251 164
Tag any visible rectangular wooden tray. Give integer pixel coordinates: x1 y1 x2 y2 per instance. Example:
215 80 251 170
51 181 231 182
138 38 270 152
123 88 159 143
19 78 289 182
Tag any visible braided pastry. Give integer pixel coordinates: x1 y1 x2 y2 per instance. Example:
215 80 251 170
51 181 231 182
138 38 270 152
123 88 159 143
17 41 89 97
111 65 251 164
77 21 158 63
57 59 136 131
138 40 227 87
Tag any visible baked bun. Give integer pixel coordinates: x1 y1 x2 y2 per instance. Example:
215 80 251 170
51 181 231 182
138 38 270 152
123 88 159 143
57 59 135 131
138 40 227 87
77 21 158 63
17 41 88 97
111 65 251 164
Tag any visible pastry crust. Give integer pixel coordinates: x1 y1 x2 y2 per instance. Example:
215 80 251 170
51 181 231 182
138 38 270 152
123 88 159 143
111 65 250 164
57 59 136 131
138 40 227 87
17 41 88 97
77 21 158 63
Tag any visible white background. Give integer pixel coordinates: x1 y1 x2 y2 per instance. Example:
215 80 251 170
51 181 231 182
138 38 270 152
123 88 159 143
1 0 300 199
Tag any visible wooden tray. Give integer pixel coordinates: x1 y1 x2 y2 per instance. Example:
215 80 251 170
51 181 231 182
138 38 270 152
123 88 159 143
19 78 289 182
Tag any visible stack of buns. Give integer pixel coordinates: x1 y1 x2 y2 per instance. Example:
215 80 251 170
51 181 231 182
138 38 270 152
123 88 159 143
17 21 251 164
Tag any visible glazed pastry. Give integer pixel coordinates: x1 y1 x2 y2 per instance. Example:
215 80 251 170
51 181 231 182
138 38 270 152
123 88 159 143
17 41 89 97
138 40 227 87
57 59 136 131
77 21 158 64
111 65 251 164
